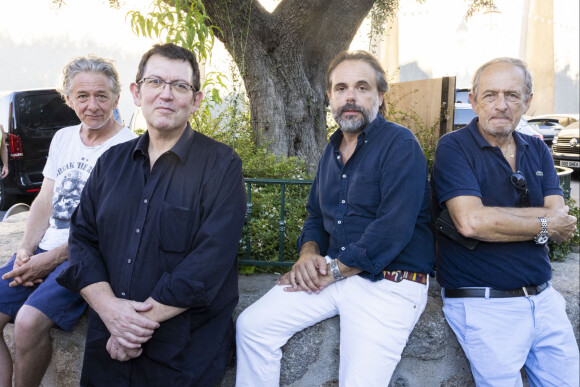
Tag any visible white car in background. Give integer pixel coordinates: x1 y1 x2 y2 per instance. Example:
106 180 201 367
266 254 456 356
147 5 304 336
552 121 580 170
515 117 544 141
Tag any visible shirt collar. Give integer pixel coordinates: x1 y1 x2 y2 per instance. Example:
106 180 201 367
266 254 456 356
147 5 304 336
466 117 529 151
133 122 195 163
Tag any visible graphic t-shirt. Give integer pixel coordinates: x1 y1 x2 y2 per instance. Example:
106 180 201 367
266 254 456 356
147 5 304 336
39 124 136 250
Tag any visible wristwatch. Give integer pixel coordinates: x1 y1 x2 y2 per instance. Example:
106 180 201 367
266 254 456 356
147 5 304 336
329 259 345 281
534 217 549 245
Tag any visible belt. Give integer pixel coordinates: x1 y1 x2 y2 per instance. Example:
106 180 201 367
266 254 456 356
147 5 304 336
444 282 549 298
383 270 427 285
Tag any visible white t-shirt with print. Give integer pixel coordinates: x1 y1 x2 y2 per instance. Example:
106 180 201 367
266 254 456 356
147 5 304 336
39 124 137 250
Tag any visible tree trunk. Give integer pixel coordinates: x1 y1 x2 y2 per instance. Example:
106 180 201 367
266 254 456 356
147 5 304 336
203 0 375 169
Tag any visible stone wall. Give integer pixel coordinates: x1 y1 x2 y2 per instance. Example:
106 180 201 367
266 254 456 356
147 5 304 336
1 212 578 386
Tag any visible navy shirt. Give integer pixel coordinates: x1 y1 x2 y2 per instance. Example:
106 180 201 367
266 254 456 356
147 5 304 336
297 114 434 281
58 125 246 386
431 118 562 290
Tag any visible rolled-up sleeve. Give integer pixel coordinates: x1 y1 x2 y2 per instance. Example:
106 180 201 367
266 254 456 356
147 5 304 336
57 160 110 291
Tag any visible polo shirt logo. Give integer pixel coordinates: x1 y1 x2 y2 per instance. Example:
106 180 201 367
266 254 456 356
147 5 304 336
536 171 543 176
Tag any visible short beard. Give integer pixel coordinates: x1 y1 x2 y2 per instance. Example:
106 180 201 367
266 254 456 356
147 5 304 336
332 98 380 135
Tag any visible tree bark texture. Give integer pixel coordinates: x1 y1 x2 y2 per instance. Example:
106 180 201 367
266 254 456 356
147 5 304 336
203 0 375 168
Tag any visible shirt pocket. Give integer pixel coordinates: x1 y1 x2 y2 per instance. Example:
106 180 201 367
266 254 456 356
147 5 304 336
348 173 381 209
160 201 193 253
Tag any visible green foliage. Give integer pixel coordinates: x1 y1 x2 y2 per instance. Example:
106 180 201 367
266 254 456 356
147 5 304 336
126 0 218 63
126 0 225 110
367 0 400 53
191 96 312 273
549 196 580 261
464 0 498 19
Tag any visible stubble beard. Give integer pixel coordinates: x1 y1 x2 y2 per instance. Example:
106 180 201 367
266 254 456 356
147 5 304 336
332 98 380 135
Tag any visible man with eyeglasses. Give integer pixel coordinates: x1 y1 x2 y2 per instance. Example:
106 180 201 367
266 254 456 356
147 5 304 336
57 43 246 386
431 58 579 386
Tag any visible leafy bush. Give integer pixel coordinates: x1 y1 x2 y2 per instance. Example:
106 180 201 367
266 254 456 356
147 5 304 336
192 97 312 273
192 92 578 273
549 196 580 261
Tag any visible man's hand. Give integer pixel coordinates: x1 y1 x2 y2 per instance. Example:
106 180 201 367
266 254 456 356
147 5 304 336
1 165 8 179
2 249 52 287
286 250 328 294
99 299 159 349
106 335 143 362
546 206 577 243
279 267 335 293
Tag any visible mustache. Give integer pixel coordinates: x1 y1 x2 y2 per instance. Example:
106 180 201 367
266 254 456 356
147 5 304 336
337 103 364 116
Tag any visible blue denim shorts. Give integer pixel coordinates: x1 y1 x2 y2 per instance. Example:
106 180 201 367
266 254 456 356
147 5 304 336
0 248 87 331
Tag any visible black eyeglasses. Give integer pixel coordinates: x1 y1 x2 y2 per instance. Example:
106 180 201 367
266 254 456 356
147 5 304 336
510 171 530 207
138 77 196 94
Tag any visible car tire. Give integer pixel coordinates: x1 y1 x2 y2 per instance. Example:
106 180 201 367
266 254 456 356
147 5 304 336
0 179 15 211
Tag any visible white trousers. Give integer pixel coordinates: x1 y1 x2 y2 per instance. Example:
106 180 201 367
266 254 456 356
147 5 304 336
235 274 428 387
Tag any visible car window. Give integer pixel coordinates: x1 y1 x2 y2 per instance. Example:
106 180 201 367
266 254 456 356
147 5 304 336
453 106 478 130
455 90 470 103
15 93 80 130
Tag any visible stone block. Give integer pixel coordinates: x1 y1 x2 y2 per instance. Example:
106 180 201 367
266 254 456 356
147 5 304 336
1 212 578 387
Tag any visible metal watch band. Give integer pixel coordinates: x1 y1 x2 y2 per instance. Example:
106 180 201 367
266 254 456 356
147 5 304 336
329 259 345 281
534 216 549 245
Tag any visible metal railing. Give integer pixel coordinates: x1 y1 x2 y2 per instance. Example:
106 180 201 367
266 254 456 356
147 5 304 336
556 166 574 200
240 178 312 267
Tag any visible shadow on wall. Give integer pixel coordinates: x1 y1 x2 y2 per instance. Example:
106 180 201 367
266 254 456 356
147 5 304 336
555 65 580 114
399 61 430 82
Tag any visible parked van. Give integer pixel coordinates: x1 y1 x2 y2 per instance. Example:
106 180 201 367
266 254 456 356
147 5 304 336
0 89 80 209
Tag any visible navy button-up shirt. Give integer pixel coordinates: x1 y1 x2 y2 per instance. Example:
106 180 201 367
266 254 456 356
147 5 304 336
297 114 434 281
431 118 561 289
58 124 246 386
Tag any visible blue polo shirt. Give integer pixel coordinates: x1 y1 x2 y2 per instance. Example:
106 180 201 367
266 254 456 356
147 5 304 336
431 118 562 290
297 114 434 282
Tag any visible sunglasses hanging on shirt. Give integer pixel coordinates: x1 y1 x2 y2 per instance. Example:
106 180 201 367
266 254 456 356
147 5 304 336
510 171 530 208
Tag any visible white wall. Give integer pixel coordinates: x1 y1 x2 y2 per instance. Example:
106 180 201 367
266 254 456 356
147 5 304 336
0 0 159 123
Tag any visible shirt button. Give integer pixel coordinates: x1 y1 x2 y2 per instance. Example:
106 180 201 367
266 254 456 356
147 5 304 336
342 174 346 178
337 155 341 159
121 292 126 297
136 229 140 233
337 220 342 224
144 199 148 204
127 259 132 264
341 200 345 204
341 247 346 251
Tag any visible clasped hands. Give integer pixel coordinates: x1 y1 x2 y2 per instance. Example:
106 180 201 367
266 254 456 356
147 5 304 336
101 299 159 362
2 248 55 287
278 252 334 294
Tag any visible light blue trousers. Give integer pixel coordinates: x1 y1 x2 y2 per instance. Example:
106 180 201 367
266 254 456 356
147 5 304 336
443 284 579 387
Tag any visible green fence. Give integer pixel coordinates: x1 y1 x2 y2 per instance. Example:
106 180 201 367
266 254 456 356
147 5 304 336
240 178 312 267
556 166 574 199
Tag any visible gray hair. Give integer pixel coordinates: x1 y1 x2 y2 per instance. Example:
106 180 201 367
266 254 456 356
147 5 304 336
471 57 533 101
60 55 121 99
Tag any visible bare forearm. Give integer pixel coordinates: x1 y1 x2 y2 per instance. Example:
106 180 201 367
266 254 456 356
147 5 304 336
19 187 53 252
80 282 117 314
449 195 574 243
461 206 543 242
139 297 187 323
47 242 68 265
336 260 362 278
0 146 7 168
